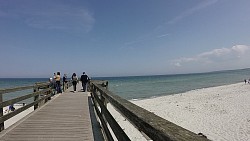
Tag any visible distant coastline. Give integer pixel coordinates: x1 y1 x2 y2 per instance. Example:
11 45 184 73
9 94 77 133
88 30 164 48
105 68 250 100
93 67 250 79
1 68 250 100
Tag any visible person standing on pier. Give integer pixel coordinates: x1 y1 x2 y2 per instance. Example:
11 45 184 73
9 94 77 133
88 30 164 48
55 72 62 93
80 72 89 92
63 74 67 91
72 73 78 92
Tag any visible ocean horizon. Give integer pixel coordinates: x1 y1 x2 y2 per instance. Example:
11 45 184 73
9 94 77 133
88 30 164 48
1 68 250 100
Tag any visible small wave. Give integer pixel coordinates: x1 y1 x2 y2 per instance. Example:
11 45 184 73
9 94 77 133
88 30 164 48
131 98 139 101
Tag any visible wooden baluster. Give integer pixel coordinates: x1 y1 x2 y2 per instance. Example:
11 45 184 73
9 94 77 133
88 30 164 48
0 92 4 131
33 84 39 110
105 81 109 90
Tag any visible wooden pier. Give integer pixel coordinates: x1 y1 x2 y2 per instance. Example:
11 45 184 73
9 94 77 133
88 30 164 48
0 80 210 141
0 84 97 141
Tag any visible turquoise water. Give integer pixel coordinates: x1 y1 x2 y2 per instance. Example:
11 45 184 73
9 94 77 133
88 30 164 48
0 68 250 101
0 78 48 102
96 68 250 100
0 78 48 89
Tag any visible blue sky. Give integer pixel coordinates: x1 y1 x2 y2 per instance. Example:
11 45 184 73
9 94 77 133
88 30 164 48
1 0 250 78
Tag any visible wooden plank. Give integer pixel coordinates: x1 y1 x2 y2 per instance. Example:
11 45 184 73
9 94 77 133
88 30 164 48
0 93 52 123
0 87 95 141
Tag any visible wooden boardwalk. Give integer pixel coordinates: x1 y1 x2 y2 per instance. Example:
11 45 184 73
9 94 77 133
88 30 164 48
0 84 100 141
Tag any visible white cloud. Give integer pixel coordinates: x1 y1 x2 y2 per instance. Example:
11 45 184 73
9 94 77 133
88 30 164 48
174 62 181 67
232 45 250 54
168 0 219 24
173 45 250 67
157 34 170 38
198 48 231 58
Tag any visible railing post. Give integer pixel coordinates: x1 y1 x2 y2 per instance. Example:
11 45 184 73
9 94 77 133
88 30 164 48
100 92 107 108
0 92 4 131
89 81 93 92
105 81 108 90
93 86 111 141
33 84 39 110
62 82 65 92
101 81 108 108
100 91 108 132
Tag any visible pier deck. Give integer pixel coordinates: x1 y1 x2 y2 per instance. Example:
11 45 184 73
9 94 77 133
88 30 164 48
0 85 97 141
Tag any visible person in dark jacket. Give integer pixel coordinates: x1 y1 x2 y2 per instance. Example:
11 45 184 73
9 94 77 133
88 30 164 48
80 72 89 92
72 73 78 92
63 74 67 91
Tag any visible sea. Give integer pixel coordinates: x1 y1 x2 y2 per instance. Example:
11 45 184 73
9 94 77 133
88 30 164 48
0 78 48 103
0 68 250 102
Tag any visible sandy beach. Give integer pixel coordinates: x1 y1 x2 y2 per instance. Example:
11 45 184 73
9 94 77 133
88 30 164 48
3 104 34 129
109 82 250 141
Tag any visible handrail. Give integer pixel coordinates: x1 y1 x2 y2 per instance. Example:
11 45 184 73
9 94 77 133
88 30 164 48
0 92 52 124
0 85 35 94
0 88 50 108
90 80 210 141
0 82 52 93
90 80 129 141
0 80 72 132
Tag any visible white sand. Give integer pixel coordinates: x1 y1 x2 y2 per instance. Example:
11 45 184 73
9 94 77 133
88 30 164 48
108 82 250 141
3 104 34 129
2 94 60 130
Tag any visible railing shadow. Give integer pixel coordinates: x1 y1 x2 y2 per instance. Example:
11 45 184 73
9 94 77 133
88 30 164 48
88 96 104 141
90 80 210 141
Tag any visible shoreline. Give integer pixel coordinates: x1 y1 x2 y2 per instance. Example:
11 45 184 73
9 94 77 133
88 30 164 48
3 104 34 129
109 82 250 141
130 81 244 101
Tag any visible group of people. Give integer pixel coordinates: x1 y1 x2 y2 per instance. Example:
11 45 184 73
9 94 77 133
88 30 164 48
244 79 250 84
49 71 90 94
72 72 90 92
48 72 62 94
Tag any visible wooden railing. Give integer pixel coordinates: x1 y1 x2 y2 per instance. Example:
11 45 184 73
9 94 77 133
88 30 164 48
63 80 73 92
0 80 72 132
90 80 210 141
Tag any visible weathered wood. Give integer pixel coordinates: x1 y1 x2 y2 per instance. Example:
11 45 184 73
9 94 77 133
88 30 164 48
0 88 95 141
91 86 130 141
0 83 49 95
0 85 35 132
91 91 114 141
0 94 3 131
33 85 39 110
95 93 130 141
0 88 51 108
0 82 50 132
0 80 75 134
91 81 210 141
0 85 34 94
0 93 52 124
